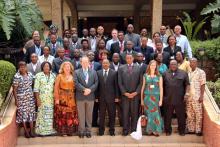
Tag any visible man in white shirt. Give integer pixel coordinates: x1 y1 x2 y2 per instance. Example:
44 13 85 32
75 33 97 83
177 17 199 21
174 25 192 58
106 29 119 50
160 25 168 45
38 46 54 65
89 28 97 52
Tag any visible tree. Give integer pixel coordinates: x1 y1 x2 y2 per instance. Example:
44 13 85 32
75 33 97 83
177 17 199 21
177 11 208 40
201 0 220 34
0 0 44 40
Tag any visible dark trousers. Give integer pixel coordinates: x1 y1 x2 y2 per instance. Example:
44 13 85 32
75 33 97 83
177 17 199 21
164 102 186 134
116 102 123 126
99 101 116 133
92 102 99 126
122 96 139 133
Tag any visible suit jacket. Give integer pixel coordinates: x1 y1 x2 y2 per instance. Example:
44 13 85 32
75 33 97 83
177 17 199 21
118 64 142 95
109 62 122 72
134 46 154 64
25 45 43 63
90 61 102 71
47 42 63 57
97 69 119 103
151 51 170 67
136 62 147 75
52 57 71 74
69 41 82 50
120 50 137 64
163 45 182 58
74 68 98 101
110 41 127 59
27 62 41 76
71 58 81 70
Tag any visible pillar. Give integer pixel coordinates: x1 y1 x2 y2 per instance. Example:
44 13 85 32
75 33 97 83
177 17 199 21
151 0 162 34
51 0 63 36
134 9 140 33
65 0 78 29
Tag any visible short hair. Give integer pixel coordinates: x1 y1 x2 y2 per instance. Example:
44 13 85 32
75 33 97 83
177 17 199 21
190 57 198 62
59 61 74 74
41 61 52 71
153 32 160 37
175 51 185 60
43 46 51 51
81 39 89 44
118 31 124 34
155 39 163 45
18 61 26 68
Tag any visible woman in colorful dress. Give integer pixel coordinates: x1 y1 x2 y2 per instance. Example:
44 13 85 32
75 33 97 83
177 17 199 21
141 60 164 136
54 61 78 136
34 61 56 136
12 61 36 138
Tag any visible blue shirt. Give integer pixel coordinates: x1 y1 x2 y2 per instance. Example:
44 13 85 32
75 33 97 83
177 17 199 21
106 39 118 50
175 34 192 58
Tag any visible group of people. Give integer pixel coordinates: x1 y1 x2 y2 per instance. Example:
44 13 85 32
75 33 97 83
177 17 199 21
12 23 206 139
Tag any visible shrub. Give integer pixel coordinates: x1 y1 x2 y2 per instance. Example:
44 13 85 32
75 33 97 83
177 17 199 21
0 60 16 99
207 78 220 107
190 37 220 74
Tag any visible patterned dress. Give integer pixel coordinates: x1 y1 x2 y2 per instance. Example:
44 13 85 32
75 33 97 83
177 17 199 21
34 72 57 135
143 74 163 134
13 72 36 123
54 74 78 135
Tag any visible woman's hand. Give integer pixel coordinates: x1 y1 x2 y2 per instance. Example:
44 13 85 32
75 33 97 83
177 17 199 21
141 100 144 106
37 98 41 107
159 100 163 107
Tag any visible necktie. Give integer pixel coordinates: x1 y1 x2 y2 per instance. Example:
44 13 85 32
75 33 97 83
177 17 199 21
120 41 124 53
128 64 132 74
52 44 55 55
104 70 108 83
83 70 88 83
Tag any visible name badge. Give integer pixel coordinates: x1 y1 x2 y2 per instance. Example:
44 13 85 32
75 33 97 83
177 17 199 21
150 85 155 89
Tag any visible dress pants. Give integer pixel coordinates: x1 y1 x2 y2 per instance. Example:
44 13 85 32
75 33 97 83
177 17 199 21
99 101 116 133
164 102 186 134
122 96 139 133
92 101 99 126
186 99 203 133
77 100 94 134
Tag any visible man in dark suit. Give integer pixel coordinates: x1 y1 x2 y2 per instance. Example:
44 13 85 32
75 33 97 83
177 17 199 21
69 34 81 50
110 53 122 71
135 52 147 75
86 51 101 127
110 53 123 127
52 48 71 74
25 36 43 63
71 49 81 70
151 40 170 67
97 59 118 136
118 54 142 135
75 56 98 138
134 37 154 64
110 31 126 59
27 53 41 77
46 34 63 56
120 41 137 64
163 60 190 136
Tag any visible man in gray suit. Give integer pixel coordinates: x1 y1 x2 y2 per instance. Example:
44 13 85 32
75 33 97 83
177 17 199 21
118 54 142 136
69 34 81 50
27 53 41 78
74 56 98 138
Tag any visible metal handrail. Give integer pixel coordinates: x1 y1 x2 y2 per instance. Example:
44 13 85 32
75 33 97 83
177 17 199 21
205 85 220 119
0 87 14 125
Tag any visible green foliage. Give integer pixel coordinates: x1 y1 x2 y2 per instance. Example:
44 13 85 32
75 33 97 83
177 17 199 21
190 37 220 74
0 0 44 40
177 11 208 40
207 78 220 107
201 0 220 34
0 60 16 99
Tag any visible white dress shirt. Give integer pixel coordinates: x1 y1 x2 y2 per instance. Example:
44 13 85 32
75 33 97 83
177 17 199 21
175 34 192 58
39 55 54 65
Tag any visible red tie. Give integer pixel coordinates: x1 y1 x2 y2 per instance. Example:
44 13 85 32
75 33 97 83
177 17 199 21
120 42 124 53
128 64 132 74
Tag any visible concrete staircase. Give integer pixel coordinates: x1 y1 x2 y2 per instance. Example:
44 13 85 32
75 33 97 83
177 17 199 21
16 126 206 147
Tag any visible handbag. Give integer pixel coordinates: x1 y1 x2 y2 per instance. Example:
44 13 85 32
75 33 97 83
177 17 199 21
140 106 147 127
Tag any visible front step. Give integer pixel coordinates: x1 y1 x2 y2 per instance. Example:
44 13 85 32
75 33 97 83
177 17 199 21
17 134 205 146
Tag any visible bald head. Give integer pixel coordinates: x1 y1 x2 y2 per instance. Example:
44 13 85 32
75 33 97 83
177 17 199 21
127 24 134 33
174 25 182 35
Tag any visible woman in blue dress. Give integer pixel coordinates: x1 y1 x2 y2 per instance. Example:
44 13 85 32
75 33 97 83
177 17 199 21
154 53 168 75
141 60 164 136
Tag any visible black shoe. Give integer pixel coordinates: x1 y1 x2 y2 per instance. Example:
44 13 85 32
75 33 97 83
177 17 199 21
122 132 128 136
196 132 203 136
110 132 115 136
166 132 171 136
179 132 185 136
79 133 84 138
86 133 91 138
98 132 104 136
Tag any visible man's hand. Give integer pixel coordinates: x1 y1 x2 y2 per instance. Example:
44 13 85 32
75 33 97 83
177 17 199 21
84 88 91 96
37 98 41 107
199 96 204 103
